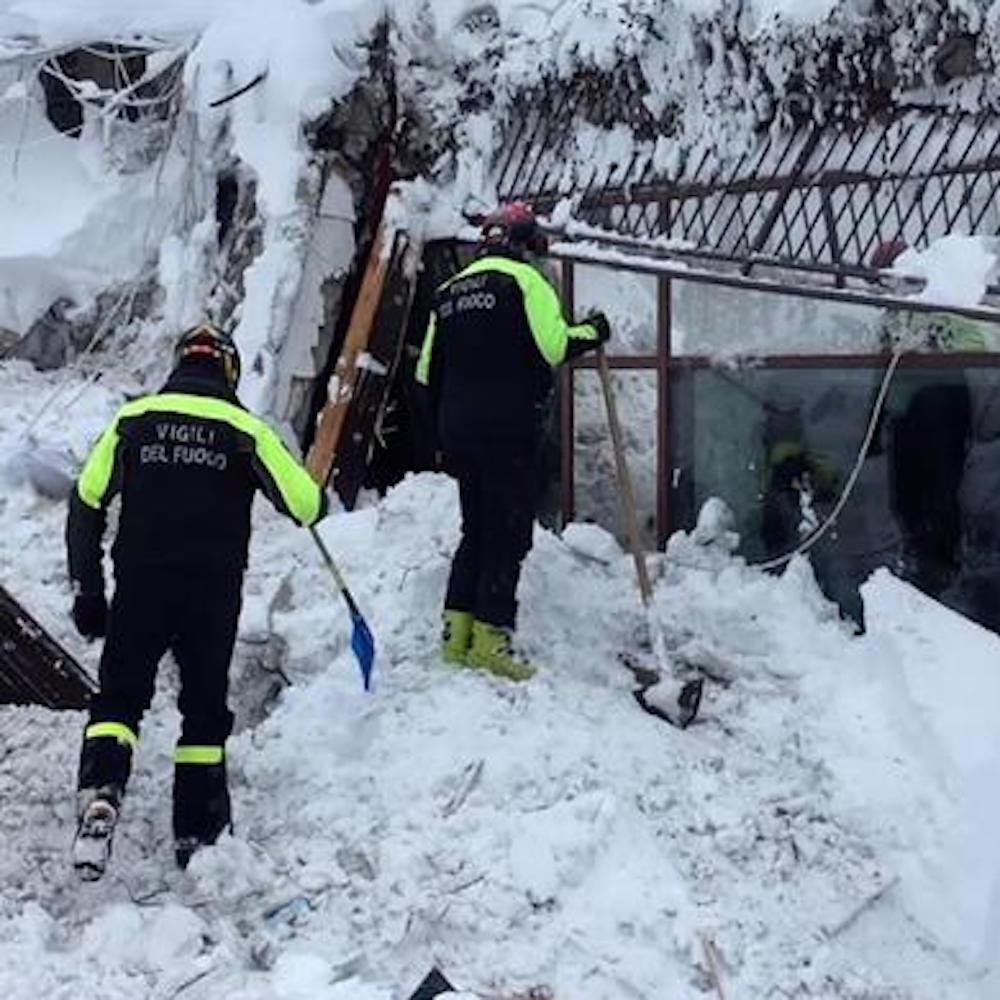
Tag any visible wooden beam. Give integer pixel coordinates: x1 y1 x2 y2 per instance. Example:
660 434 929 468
0 585 95 709
306 228 389 486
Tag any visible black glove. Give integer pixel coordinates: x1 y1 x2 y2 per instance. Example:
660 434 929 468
771 453 810 492
72 592 108 640
585 311 611 345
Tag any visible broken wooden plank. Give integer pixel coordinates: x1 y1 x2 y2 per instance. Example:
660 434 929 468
0 585 96 709
331 229 422 507
306 226 388 487
700 934 727 1000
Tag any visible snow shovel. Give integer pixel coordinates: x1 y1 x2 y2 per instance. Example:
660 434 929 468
595 347 702 728
310 526 375 690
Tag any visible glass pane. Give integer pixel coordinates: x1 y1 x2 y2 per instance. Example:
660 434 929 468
574 369 657 549
572 263 656 355
670 362 1000 632
673 282 883 356
672 282 1000 357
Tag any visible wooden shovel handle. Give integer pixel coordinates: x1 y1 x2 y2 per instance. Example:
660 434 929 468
595 347 653 606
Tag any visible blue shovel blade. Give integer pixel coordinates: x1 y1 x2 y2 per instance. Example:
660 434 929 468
350 610 375 691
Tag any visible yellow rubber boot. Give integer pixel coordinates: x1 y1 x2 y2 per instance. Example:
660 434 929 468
441 610 474 664
465 621 536 681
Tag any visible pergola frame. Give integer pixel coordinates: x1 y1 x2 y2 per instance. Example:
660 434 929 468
482 71 1000 546
550 250 1000 548
495 71 1000 288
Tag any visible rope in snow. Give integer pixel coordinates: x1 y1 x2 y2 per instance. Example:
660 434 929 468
751 341 908 572
0 45 188 152
40 53 186 118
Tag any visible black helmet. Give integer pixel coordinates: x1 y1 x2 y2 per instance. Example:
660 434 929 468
174 323 240 389
481 201 549 254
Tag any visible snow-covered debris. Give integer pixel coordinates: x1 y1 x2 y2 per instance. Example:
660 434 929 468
1 0 994 419
895 235 1000 308
558 521 622 566
0 78 185 338
2 442 75 500
1 3 999 998
0 345 997 997
0 0 383 415
691 496 739 552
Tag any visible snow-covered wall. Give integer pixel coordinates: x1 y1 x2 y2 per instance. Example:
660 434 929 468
2 0 998 420
0 0 383 417
397 0 1000 214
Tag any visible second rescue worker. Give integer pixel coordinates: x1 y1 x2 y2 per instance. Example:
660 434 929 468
417 202 610 680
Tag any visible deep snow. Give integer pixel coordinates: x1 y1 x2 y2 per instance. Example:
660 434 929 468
1 2 999 997
0 357 998 999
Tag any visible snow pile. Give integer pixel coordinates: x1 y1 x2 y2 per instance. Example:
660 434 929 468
183 0 381 411
0 63 186 338
0 356 998 998
0 0 381 412
895 235 1000 308
1 3 999 998
832 570 1000 971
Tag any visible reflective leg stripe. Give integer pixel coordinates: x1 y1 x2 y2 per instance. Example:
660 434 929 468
84 722 138 749
174 745 224 765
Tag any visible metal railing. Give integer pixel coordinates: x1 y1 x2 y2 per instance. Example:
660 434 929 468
494 69 1000 286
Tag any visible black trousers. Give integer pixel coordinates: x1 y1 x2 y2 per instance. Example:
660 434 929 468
79 563 241 841
443 445 537 629
87 562 240 743
891 382 971 594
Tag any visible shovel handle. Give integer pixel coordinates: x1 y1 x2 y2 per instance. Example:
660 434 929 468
595 347 653 606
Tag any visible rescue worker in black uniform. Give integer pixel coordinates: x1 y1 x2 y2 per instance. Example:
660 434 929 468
416 203 610 680
870 240 980 599
67 323 327 876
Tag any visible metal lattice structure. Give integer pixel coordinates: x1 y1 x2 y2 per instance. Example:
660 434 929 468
494 72 1000 284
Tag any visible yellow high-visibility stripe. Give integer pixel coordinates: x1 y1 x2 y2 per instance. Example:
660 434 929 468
77 422 122 509
84 722 138 749
174 745 224 765
416 310 436 386
76 393 323 525
430 256 597 367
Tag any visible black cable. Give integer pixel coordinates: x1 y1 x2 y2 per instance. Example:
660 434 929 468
208 71 267 109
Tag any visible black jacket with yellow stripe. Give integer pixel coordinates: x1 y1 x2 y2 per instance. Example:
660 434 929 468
415 250 600 449
67 363 327 593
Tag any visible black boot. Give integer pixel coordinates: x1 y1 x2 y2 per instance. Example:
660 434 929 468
173 757 232 869
73 728 134 881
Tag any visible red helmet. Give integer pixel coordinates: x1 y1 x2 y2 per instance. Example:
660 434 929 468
482 201 549 253
174 322 241 389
